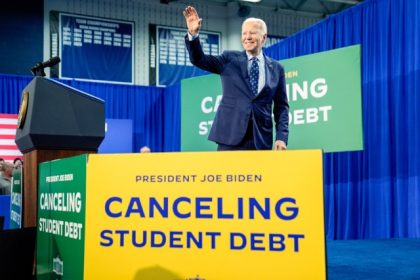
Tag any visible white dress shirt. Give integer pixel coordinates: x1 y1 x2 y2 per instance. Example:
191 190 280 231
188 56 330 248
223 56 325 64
246 52 265 95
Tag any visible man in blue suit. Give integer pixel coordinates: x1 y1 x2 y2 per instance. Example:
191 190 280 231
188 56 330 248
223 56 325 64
183 6 289 151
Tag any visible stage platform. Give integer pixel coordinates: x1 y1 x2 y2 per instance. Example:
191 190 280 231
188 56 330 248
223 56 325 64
327 238 420 280
1 229 419 279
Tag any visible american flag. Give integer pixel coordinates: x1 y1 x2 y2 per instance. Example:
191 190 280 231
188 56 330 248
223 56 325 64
0 114 23 162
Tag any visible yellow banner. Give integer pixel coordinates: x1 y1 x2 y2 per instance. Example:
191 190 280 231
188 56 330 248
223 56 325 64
85 150 325 280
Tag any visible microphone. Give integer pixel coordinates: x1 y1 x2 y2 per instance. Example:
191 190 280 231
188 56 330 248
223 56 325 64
40 56 61 68
31 56 61 76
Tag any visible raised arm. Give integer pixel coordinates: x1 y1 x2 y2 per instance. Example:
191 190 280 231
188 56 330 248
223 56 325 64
183 6 202 36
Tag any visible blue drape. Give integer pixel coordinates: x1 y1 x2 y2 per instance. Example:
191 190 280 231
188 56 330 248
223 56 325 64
265 0 420 239
0 74 32 114
0 74 181 153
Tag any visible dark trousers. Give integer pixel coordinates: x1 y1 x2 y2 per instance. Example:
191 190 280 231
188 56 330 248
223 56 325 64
217 118 256 151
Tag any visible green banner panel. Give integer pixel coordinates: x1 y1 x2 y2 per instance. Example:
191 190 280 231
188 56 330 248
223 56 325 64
181 45 363 153
181 74 221 151
37 155 87 280
9 168 22 229
281 45 363 152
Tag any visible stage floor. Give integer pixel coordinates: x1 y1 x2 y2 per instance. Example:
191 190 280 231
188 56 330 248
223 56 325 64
327 238 420 280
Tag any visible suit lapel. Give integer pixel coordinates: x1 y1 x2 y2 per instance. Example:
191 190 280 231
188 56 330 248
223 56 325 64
239 52 249 81
260 55 274 97
239 52 255 98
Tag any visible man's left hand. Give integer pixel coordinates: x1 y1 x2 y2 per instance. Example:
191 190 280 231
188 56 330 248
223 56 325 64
274 140 287 151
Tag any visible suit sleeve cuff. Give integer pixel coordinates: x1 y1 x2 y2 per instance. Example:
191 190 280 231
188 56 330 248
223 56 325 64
187 32 199 41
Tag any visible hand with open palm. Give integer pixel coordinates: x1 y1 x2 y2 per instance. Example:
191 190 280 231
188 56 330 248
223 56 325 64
183 6 202 36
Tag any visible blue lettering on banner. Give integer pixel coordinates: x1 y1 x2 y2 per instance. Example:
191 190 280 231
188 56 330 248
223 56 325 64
217 197 234 219
249 198 270 219
105 197 122 218
100 229 113 246
100 230 223 249
115 230 130 246
150 197 169 217
104 196 299 220
151 231 166 247
230 232 304 252
100 196 305 252
288 234 305 252
275 197 299 220
173 197 191 218
196 197 212 218
99 230 304 252
169 231 183 248
126 198 145 217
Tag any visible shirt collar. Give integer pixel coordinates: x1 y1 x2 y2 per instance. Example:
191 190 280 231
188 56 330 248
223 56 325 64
246 52 264 62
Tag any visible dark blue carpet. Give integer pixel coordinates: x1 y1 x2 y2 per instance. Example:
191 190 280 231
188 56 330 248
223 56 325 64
327 239 420 280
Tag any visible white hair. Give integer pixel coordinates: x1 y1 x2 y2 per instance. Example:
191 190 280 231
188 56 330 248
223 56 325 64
242 17 267 35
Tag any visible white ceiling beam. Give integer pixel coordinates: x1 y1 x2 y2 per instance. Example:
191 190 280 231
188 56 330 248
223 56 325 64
325 0 361 4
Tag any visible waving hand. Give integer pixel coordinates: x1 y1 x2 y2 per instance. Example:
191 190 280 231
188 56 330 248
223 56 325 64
183 6 202 36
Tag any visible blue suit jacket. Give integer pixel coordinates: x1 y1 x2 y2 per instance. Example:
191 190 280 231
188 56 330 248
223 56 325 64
185 35 289 150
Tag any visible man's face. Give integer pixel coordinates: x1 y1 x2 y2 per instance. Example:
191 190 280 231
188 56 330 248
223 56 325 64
241 21 266 56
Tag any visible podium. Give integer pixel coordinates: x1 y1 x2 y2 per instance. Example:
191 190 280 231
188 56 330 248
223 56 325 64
15 77 105 227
